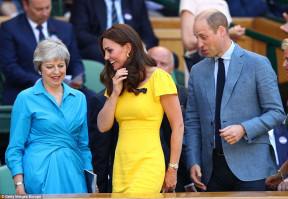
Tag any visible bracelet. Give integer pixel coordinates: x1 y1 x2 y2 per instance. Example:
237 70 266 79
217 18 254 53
278 170 285 181
15 181 24 188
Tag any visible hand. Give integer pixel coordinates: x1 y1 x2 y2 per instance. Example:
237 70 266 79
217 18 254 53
190 164 206 191
229 25 246 42
69 77 83 90
16 184 26 194
278 179 288 191
265 173 282 190
280 12 288 34
219 124 246 144
112 68 128 96
161 167 177 192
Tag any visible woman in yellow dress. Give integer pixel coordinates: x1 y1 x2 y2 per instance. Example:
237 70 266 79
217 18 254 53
97 24 184 193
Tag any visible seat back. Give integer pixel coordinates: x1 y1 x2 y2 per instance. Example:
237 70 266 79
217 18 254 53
82 59 105 93
171 69 185 86
0 165 16 194
0 105 12 134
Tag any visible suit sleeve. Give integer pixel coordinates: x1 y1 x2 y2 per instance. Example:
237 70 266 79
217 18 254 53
70 0 100 49
136 0 158 50
0 22 39 86
241 56 285 143
184 68 202 169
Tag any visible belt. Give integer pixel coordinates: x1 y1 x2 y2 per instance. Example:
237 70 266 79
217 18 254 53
213 149 224 156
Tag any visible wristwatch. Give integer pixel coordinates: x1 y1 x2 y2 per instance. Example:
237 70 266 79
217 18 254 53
168 163 179 170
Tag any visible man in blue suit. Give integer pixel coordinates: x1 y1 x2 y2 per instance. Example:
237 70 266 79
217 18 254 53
185 9 285 191
0 0 95 106
70 0 158 63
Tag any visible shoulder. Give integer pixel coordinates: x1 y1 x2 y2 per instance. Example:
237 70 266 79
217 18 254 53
1 14 24 29
48 17 73 29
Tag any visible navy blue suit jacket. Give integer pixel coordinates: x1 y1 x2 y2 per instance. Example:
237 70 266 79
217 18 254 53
70 0 158 63
88 89 118 193
274 124 288 168
0 13 84 105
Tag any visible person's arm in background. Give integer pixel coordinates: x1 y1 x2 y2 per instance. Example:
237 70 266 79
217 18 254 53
136 0 158 50
266 160 288 191
70 0 100 50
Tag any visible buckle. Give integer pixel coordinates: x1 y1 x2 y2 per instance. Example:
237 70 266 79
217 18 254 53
213 149 224 156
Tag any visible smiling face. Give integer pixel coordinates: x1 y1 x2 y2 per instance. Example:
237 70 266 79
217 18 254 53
194 19 225 58
102 38 131 71
41 59 66 89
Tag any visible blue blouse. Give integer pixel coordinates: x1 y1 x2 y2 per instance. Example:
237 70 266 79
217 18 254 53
5 80 93 194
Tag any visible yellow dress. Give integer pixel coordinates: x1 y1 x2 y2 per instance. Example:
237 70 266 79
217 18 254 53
109 69 177 193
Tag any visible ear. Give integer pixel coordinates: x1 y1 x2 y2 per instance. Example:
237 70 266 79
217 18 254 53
22 0 28 11
218 26 226 37
125 43 132 54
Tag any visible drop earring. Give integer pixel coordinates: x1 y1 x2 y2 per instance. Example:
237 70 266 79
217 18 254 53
127 53 130 58
39 72 42 75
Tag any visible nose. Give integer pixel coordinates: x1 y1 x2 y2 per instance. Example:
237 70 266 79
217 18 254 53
197 39 203 48
53 66 60 74
104 52 109 60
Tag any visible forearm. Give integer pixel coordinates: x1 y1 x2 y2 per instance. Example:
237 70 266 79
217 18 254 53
97 94 118 132
180 10 197 52
169 124 184 165
279 160 288 177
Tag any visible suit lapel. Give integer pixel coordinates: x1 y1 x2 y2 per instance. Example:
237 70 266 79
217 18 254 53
221 44 244 112
21 14 38 46
204 58 216 115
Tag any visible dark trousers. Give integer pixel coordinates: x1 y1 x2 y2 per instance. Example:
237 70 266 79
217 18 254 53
206 150 266 191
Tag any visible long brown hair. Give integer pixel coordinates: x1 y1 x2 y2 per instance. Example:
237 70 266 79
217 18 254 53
99 24 156 96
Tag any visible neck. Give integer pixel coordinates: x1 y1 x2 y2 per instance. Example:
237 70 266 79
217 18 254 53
43 82 63 96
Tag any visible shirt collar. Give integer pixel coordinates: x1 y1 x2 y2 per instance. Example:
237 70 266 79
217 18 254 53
214 40 235 62
26 16 48 32
33 79 77 97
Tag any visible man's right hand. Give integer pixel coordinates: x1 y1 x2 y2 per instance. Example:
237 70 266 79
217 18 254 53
190 164 207 191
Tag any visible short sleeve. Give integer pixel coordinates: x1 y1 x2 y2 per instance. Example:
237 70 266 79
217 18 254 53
151 69 177 97
104 89 109 98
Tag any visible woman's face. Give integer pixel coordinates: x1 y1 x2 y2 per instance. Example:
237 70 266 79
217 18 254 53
102 38 130 71
40 58 66 89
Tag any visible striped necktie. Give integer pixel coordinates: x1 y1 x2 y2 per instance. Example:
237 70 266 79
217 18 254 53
36 25 45 42
112 0 119 25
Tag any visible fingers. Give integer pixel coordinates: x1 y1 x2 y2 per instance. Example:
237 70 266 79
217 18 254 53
191 167 206 191
113 68 128 80
278 181 288 191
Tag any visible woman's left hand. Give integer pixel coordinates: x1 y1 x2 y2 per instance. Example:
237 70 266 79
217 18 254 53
161 167 177 193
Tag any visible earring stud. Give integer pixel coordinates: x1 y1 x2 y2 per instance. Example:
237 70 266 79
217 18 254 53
127 53 130 57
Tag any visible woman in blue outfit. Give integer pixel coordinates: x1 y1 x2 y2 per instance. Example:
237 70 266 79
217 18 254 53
5 38 93 194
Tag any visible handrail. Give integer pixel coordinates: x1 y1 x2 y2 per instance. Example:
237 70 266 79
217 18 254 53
231 23 282 75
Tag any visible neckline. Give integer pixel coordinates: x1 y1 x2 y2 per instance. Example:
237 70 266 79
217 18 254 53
137 68 159 89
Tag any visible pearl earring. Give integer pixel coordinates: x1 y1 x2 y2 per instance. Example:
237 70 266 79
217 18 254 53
39 72 42 75
127 53 130 58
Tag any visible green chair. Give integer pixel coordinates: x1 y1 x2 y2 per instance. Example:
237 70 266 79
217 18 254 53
0 106 12 166
0 165 16 194
171 69 185 86
82 59 106 93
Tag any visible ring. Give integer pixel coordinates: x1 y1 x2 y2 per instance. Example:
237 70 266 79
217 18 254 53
170 187 175 190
